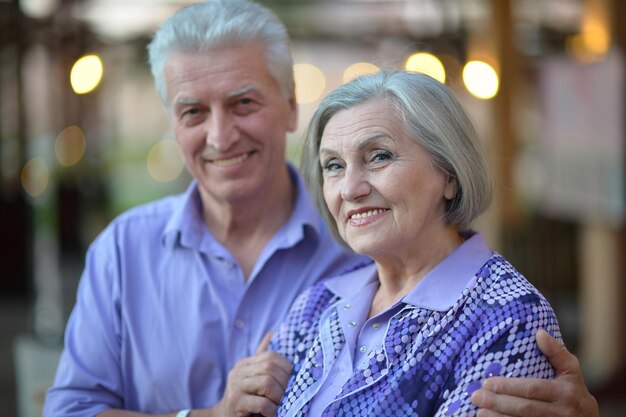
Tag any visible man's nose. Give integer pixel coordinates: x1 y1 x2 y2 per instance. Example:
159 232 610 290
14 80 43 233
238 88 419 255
206 111 239 152
340 167 371 201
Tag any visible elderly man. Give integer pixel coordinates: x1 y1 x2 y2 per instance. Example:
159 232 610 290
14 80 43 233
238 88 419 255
44 1 598 417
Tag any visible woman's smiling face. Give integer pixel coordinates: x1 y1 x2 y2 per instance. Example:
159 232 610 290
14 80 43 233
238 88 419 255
320 98 457 260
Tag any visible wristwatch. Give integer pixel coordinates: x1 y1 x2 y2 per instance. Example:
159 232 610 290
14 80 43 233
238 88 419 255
176 410 191 417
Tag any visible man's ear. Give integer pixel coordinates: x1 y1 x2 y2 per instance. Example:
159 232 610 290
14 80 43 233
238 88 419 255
286 92 298 132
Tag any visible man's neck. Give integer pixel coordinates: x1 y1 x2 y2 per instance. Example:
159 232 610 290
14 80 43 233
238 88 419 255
199 170 295 279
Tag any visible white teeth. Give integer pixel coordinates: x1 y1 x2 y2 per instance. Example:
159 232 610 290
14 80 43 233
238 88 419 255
350 209 387 219
212 153 249 166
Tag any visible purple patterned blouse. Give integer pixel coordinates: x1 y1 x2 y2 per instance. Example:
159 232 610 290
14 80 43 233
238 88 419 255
270 233 561 417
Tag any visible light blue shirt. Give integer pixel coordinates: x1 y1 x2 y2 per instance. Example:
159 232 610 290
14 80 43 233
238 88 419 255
44 166 369 417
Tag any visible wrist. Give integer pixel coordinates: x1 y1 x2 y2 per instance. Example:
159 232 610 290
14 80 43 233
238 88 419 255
189 402 223 417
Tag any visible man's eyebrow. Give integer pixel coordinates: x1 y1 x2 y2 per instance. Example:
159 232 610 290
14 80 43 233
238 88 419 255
173 98 201 108
226 85 259 98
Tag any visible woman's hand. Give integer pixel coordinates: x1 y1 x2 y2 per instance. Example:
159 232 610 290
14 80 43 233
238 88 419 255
471 329 599 417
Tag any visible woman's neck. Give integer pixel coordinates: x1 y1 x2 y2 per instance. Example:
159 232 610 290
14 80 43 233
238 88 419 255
369 227 463 318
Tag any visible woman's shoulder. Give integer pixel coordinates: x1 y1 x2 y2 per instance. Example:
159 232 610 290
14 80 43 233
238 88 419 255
468 252 557 322
477 253 546 298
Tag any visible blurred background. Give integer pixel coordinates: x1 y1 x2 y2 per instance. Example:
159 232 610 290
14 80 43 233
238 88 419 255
0 0 624 415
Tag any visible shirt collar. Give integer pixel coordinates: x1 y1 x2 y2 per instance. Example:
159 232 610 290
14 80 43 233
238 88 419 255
324 262 378 298
160 163 324 252
274 164 325 248
161 180 206 249
323 233 492 312
402 232 492 311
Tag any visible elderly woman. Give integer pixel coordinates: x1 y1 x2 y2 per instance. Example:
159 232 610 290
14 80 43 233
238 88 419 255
268 71 561 417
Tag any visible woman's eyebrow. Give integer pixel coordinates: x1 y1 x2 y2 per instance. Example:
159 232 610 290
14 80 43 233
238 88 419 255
356 134 392 151
319 134 393 158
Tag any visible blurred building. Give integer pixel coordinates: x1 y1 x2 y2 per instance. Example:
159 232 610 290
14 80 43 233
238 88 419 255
0 0 624 416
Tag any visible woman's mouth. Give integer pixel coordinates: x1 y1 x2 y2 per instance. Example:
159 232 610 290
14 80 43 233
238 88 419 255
349 209 388 220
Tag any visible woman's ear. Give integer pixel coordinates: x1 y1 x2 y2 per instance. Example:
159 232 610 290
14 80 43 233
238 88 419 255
444 176 457 200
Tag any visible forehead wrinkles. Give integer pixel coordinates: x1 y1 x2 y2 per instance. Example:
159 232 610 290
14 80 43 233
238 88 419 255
322 112 397 147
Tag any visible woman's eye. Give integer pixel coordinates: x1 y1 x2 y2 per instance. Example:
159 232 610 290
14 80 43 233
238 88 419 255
322 160 343 172
370 151 392 163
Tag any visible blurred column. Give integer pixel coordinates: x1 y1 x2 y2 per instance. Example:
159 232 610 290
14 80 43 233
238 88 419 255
577 0 625 385
0 0 34 296
489 0 521 227
579 226 622 383
614 0 626 366
464 0 520 249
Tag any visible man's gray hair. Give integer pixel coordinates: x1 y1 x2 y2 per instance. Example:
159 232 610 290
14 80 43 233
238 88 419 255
302 70 493 235
147 0 294 104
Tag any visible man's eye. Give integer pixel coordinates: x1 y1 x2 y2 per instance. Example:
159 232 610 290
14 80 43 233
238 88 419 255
182 108 200 117
232 97 261 115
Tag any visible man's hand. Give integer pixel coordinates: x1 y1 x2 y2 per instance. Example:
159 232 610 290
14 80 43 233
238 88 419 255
471 329 599 417
216 332 292 417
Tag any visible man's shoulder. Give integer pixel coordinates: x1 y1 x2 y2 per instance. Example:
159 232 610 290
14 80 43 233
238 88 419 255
93 193 186 247
110 193 183 228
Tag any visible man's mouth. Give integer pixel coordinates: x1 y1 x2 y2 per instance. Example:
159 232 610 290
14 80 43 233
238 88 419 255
210 152 251 167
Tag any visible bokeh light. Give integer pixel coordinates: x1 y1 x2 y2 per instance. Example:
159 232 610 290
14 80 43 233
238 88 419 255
147 139 184 183
342 62 379 84
293 63 326 104
19 0 59 19
55 125 86 167
462 61 499 100
566 18 610 63
581 14 610 56
21 157 50 197
70 54 104 94
405 52 446 83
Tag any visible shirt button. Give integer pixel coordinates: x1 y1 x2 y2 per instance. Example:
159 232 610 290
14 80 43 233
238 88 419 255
343 304 351 310
359 346 367 354
372 323 380 330
348 321 356 327
234 319 245 329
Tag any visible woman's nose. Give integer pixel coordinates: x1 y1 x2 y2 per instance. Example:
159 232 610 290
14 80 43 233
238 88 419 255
340 167 371 201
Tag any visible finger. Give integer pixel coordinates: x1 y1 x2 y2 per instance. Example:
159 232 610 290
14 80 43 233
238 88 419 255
239 374 288 404
235 393 278 417
481 377 557 402
249 351 293 377
257 331 273 353
471 388 560 417
231 353 293 389
535 330 580 377
476 409 513 417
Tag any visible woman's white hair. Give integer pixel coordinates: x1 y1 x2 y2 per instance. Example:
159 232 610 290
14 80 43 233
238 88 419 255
147 0 294 104
302 70 493 235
